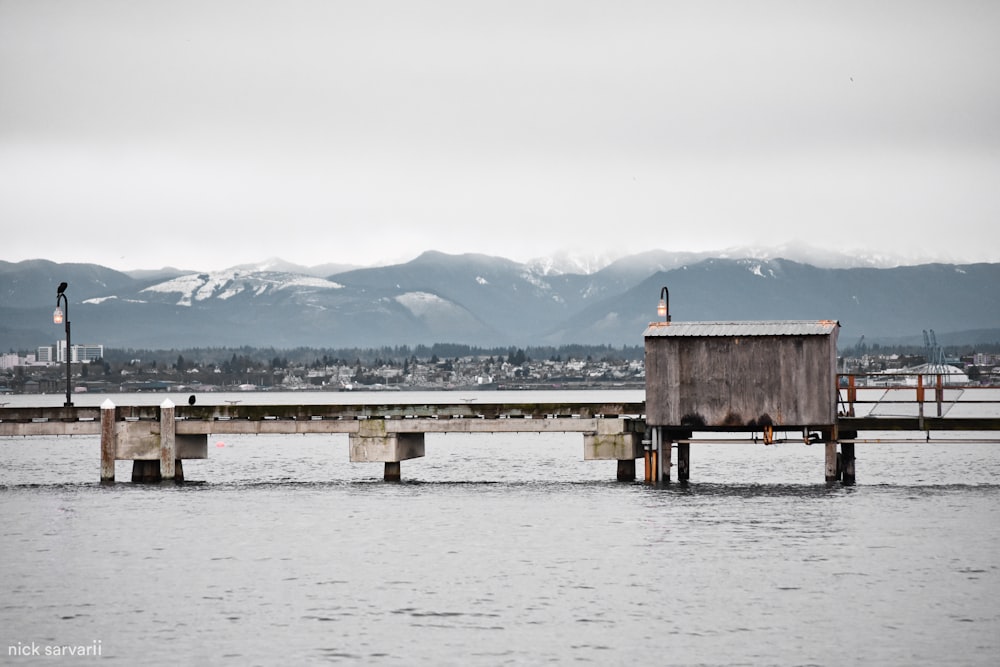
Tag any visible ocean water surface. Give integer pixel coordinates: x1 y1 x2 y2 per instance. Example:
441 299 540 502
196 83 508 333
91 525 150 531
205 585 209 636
1 391 998 665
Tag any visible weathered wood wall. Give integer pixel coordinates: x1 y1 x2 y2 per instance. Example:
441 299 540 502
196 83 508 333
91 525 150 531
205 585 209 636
645 333 837 427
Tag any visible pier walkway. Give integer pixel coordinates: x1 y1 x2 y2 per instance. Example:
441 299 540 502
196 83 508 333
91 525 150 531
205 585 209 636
0 399 647 482
2 376 999 484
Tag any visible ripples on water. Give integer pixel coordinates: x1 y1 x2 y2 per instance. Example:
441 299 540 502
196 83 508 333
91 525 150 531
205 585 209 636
2 431 998 665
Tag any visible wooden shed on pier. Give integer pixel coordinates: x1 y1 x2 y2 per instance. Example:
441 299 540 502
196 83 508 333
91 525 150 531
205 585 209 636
644 320 840 429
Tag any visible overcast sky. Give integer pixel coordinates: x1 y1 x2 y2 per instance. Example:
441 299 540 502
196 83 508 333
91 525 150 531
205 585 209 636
2 0 998 272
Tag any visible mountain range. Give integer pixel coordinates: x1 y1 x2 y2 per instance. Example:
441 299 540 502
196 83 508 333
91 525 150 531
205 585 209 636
2 251 999 352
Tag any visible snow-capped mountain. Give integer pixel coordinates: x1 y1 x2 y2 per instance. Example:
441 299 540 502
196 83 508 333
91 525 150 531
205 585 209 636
713 242 937 269
224 257 360 278
2 253 998 350
526 250 626 276
139 269 344 307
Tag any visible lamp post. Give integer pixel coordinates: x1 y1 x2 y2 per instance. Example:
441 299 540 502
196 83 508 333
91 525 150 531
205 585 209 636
657 286 671 322
53 282 73 407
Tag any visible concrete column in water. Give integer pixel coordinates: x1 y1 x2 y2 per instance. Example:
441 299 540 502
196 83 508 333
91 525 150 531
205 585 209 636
349 419 425 481
837 428 857 485
160 399 175 480
132 460 161 483
840 442 856 485
119 410 202 483
677 441 690 482
582 418 642 482
819 427 835 482
616 459 636 482
657 428 672 483
825 441 839 482
100 399 116 484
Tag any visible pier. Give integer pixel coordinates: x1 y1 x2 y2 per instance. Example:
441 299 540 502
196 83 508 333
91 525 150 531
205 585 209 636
0 399 646 483
3 309 999 486
1 381 999 484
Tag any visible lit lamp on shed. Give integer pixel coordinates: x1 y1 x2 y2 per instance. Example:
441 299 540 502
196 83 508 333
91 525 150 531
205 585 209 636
657 286 671 323
53 281 73 407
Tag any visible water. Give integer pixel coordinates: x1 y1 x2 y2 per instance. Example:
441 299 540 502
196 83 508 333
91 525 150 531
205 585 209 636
2 391 999 665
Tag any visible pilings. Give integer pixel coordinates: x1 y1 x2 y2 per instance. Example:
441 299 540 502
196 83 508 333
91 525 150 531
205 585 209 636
350 418 645 481
824 429 857 485
95 401 861 484
840 442 856 485
95 406 643 483
677 441 690 482
160 399 176 480
100 399 116 484
641 428 690 484
639 426 854 485
93 403 859 485
131 460 185 483
99 399 203 483
349 421 426 481
582 418 643 482
616 459 636 482
384 462 402 482
825 441 839 483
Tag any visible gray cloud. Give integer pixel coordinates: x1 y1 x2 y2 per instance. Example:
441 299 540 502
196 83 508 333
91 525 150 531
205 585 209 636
2 0 998 270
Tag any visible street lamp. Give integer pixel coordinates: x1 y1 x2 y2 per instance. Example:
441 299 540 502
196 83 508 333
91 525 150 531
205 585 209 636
53 281 73 407
656 286 671 322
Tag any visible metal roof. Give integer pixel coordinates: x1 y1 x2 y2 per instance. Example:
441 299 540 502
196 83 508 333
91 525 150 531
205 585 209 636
643 320 840 337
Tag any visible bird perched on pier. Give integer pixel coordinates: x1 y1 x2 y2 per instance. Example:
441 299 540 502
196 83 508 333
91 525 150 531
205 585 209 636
188 395 196 406
57 282 67 295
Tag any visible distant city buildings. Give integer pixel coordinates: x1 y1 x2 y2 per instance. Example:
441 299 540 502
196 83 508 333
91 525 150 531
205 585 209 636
9 342 106 368
1 353 23 370
55 341 104 363
2 338 998 396
974 352 1000 366
2 352 40 369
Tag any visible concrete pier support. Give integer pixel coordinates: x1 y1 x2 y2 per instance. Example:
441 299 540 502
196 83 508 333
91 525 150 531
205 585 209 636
160 399 176 480
583 419 642 482
825 441 839 482
838 430 857 485
677 441 690 482
114 407 204 483
100 399 116 484
616 459 636 482
132 460 160 483
657 429 672 483
349 420 425 481
129 459 184 483
840 443 856 485
823 427 857 485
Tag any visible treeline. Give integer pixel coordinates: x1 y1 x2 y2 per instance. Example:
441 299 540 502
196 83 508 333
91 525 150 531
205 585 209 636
102 343 645 368
75 339 1000 371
